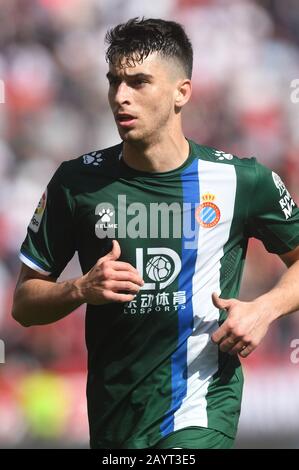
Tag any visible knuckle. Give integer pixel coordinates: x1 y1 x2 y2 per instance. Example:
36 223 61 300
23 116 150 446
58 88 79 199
101 266 112 279
126 281 138 291
100 260 108 269
102 261 112 271
226 322 235 332
103 289 114 300
101 280 110 289
233 328 243 338
101 290 109 300
118 294 133 303
124 262 133 271
129 272 139 283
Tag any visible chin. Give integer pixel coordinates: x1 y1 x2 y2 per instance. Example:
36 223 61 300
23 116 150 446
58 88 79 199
119 130 144 143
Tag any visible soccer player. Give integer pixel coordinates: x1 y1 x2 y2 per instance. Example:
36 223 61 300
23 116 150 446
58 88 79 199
12 18 299 449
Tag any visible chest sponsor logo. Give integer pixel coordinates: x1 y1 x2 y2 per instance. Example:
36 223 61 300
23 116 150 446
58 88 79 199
195 192 221 228
136 247 181 290
124 247 186 315
272 172 296 220
29 189 47 233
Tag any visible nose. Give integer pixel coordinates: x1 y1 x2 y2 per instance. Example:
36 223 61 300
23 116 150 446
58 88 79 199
113 81 131 106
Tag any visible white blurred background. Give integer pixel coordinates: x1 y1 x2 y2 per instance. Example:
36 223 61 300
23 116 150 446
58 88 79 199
0 0 299 448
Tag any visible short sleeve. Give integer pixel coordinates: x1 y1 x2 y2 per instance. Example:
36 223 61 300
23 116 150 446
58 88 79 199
19 163 76 278
246 161 299 254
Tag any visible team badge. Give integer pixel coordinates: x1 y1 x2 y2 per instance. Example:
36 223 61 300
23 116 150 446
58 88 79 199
195 192 221 228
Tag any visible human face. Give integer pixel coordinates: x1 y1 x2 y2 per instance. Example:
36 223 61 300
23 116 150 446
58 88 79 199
107 53 184 144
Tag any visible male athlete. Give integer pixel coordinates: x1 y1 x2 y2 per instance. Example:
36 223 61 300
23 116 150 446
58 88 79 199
12 18 299 449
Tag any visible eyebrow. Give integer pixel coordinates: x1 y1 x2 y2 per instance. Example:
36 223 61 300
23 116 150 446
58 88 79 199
106 72 154 81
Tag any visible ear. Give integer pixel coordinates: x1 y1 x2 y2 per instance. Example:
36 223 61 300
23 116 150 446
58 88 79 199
174 79 192 109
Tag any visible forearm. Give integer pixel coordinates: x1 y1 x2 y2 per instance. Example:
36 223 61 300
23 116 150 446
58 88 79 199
12 277 85 327
253 259 299 323
12 240 143 327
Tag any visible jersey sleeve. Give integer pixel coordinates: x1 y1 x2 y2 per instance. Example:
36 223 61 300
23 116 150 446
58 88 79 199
19 162 76 278
246 161 299 254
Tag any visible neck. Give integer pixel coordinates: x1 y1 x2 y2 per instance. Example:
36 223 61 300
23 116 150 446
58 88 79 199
122 130 190 173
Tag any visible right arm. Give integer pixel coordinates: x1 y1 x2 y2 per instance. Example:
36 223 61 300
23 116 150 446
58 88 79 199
12 240 144 327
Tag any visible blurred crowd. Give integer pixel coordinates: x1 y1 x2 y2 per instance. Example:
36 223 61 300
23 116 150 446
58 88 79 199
0 0 299 446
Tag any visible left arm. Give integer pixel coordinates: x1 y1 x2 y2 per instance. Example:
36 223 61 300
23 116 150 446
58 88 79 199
211 245 299 358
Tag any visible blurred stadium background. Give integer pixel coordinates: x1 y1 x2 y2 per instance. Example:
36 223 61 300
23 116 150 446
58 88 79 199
0 0 299 449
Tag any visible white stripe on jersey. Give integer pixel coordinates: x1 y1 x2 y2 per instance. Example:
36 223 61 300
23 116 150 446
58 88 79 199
19 252 52 276
173 160 237 431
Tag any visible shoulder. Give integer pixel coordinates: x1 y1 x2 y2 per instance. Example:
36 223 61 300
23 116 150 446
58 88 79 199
191 140 257 170
56 142 123 181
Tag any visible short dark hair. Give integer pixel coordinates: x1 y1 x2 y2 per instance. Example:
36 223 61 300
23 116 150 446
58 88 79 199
105 17 193 79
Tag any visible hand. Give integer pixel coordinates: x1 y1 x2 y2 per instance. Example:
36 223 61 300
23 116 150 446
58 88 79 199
211 292 272 358
75 240 144 305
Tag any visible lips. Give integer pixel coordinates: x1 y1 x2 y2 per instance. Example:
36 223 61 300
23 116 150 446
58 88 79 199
116 113 137 127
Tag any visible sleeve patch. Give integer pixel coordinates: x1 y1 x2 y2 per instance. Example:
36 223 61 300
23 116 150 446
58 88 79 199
272 172 296 220
29 188 47 233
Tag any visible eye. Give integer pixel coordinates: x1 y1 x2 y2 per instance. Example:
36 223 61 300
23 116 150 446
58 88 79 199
108 78 120 86
131 78 148 87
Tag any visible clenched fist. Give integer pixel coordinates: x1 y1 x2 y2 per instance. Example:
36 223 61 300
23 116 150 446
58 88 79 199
75 240 144 305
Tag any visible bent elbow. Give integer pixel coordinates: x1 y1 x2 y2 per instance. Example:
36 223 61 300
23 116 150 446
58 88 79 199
11 303 32 328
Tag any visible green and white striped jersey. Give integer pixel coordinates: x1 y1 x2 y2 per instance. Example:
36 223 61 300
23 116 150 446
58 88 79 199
20 139 299 448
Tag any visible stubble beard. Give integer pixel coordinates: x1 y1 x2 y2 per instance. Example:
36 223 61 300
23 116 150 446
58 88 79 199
121 111 172 147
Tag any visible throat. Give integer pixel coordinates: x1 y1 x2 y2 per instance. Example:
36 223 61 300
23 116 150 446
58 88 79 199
122 138 190 173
